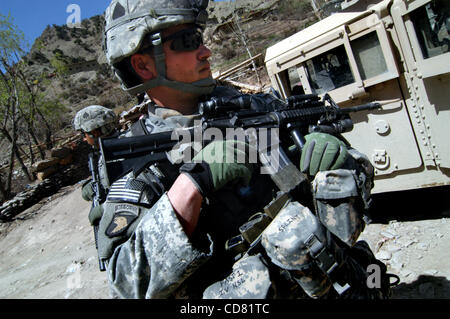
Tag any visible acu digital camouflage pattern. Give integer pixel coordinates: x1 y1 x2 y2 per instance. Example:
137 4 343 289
96 111 181 262
312 169 364 247
259 200 342 298
73 105 117 133
291 263 333 298
98 93 213 298
261 201 327 272
104 0 209 65
312 147 375 247
107 194 213 298
203 254 271 298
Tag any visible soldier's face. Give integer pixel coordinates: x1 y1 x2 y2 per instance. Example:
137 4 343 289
130 23 213 109
83 130 102 147
163 25 211 83
161 24 212 84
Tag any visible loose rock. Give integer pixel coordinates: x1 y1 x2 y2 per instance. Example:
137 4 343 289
376 250 392 260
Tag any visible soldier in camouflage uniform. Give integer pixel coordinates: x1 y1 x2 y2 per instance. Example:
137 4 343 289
95 0 394 299
73 105 117 149
73 105 118 222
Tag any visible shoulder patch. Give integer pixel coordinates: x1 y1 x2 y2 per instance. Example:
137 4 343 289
106 203 140 237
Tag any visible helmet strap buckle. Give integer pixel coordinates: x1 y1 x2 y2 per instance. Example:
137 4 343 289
151 33 166 78
151 33 162 47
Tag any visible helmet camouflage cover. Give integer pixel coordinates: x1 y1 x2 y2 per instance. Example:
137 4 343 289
103 0 215 96
73 105 117 133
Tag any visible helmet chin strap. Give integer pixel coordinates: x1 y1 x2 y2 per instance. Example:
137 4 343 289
124 32 216 97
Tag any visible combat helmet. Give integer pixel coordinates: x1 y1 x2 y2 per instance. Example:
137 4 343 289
73 105 117 136
103 0 215 96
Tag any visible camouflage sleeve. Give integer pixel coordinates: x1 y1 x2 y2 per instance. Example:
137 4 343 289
106 193 214 299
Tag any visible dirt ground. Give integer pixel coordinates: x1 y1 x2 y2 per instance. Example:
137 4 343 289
0 182 110 299
0 182 449 299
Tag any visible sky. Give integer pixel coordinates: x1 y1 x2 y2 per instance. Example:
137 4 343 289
0 0 233 51
0 0 111 48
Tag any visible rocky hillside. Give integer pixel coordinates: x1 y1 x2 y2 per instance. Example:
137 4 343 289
20 0 319 122
23 14 130 119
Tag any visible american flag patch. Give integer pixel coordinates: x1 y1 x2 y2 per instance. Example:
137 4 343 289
107 177 147 204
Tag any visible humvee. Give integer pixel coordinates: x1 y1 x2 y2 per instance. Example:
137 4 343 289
265 0 449 193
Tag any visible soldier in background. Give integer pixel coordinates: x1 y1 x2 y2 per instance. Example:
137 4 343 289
73 105 118 230
73 105 118 149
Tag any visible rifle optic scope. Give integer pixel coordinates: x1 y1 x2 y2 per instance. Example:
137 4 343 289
199 95 253 116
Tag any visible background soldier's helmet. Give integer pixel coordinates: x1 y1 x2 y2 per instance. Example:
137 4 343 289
73 105 117 136
103 0 215 96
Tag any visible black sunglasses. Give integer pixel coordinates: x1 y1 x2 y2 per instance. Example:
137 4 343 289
162 27 204 52
83 131 95 139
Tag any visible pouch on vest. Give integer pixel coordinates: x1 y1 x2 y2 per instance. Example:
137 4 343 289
261 201 328 272
260 201 336 298
203 254 272 299
312 169 364 247
291 263 333 298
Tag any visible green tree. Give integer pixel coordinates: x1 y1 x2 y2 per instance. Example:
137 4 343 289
49 51 69 76
0 13 64 201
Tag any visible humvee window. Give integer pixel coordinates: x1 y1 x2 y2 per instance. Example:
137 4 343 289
351 32 388 80
304 45 355 95
286 66 305 95
410 0 449 59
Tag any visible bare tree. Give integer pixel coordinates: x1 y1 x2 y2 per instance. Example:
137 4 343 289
0 68 33 183
227 3 262 87
0 13 63 200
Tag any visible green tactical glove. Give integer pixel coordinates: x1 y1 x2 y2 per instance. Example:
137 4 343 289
180 140 254 197
81 180 94 202
300 132 348 176
88 204 104 226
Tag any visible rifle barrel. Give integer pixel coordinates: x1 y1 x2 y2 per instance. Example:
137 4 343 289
340 102 381 114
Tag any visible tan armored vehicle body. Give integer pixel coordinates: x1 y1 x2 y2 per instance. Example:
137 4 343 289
265 0 449 193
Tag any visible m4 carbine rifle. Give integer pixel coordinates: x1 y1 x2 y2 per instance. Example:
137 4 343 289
99 93 380 194
88 152 107 272
98 93 381 294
